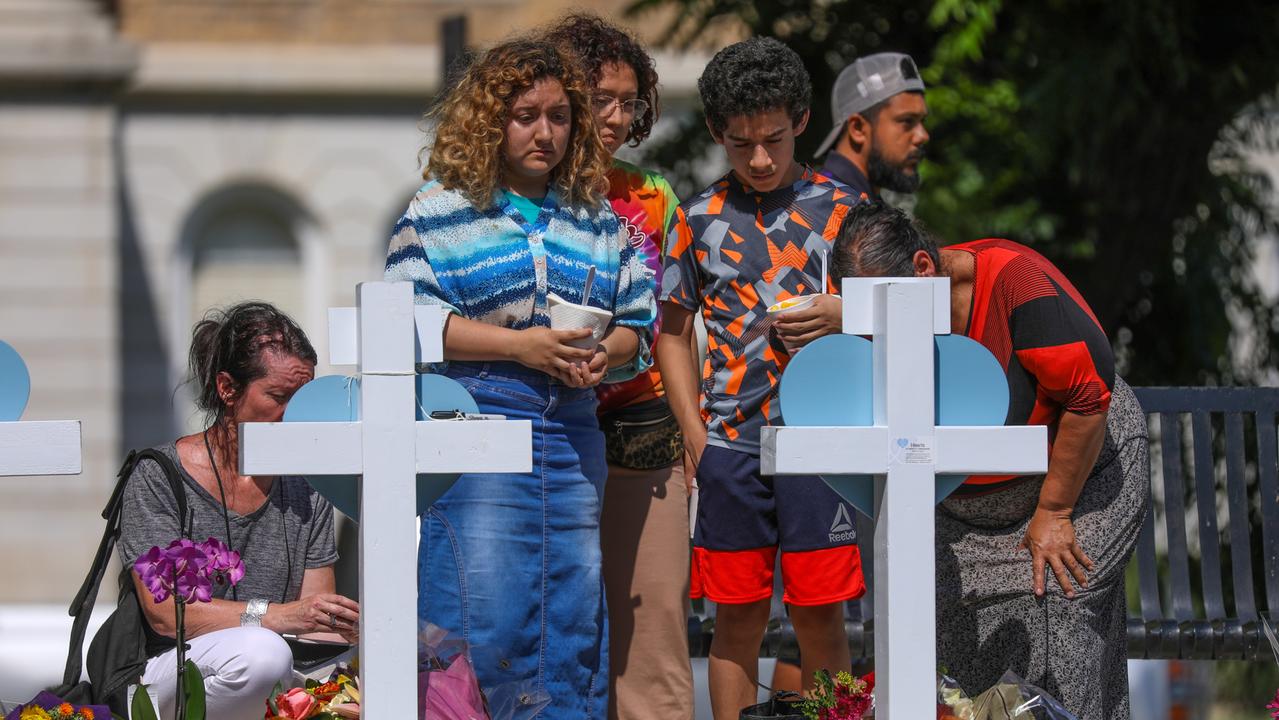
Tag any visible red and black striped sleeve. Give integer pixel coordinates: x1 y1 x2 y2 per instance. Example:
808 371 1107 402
1001 255 1114 416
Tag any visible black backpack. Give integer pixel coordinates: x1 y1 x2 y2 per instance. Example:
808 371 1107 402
51 449 188 714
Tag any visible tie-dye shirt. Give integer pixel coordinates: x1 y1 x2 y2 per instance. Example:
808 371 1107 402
385 180 656 382
660 168 861 454
596 159 680 412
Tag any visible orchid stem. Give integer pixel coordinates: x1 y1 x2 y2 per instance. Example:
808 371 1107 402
175 596 187 720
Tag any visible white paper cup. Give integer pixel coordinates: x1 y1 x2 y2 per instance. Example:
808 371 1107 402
766 294 819 316
766 294 820 352
548 293 613 349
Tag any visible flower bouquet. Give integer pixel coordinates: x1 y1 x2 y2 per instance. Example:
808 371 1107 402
797 670 874 720
2 693 108 720
936 671 1076 720
265 668 360 720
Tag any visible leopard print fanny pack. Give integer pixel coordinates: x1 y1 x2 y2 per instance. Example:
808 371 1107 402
599 397 683 470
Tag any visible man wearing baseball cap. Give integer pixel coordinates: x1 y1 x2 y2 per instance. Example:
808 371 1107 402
816 52 929 199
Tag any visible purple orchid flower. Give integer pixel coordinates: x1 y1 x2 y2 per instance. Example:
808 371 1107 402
199 537 245 588
165 539 207 573
174 566 214 604
134 546 176 603
134 537 246 606
133 536 241 720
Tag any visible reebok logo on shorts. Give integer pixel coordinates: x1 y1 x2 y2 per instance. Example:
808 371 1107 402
829 503 856 543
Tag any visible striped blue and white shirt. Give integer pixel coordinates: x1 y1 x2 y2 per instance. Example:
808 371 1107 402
385 180 656 381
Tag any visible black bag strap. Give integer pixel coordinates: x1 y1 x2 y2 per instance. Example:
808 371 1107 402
60 449 189 688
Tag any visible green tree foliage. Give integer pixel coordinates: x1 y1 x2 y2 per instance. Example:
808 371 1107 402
628 0 1279 383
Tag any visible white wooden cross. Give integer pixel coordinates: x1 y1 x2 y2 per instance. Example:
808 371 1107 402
761 278 1048 719
0 345 82 478
239 281 532 717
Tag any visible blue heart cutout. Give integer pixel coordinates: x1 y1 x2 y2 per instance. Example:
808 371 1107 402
0 340 32 422
282 373 479 520
778 333 1009 518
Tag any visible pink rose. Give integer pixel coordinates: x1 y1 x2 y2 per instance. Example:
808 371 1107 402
276 688 319 719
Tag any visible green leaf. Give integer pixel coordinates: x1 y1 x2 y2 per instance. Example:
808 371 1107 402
183 659 206 720
267 680 284 715
130 685 159 720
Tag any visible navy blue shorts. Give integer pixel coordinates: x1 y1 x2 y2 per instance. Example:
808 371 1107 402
691 444 864 606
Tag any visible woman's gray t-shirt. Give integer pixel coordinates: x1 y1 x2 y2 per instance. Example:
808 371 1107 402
116 443 338 603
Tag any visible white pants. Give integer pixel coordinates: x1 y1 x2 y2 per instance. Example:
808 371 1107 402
135 627 294 720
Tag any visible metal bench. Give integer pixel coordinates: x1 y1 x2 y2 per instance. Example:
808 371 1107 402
690 386 1279 662
1126 386 1278 660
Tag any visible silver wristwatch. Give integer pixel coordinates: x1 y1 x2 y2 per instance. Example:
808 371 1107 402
240 598 269 627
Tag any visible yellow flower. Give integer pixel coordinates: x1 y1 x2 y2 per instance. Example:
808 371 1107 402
19 707 52 720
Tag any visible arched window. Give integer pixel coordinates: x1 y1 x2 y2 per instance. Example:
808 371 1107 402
191 203 303 325
175 183 315 432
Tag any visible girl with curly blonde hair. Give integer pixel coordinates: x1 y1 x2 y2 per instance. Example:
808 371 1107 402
385 37 656 718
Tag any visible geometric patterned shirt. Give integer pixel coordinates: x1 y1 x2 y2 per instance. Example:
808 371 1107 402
661 168 860 454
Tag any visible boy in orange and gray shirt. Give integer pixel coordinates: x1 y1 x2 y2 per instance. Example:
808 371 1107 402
656 37 866 719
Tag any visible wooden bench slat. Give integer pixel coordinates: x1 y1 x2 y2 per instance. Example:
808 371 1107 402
1224 412 1258 621
1191 411 1226 620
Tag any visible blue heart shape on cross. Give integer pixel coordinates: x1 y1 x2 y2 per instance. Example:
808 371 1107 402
0 340 32 422
778 332 1010 518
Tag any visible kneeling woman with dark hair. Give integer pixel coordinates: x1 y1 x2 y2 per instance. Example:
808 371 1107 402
831 203 1148 720
118 301 359 719
385 38 655 718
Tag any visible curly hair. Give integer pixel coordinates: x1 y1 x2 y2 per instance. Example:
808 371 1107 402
698 37 812 136
426 39 610 209
543 13 660 147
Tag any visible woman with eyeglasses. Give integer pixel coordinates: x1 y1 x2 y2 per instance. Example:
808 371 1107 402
546 15 693 720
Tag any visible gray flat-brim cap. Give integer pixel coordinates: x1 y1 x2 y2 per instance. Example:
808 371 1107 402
815 52 925 157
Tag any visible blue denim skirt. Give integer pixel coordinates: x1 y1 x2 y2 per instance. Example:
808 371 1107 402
419 361 608 718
